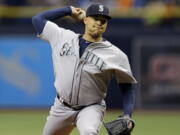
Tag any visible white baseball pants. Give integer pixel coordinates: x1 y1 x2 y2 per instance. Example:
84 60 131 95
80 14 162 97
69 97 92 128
42 98 106 135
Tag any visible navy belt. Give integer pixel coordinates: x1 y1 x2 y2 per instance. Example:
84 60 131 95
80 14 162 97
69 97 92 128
62 101 86 110
57 94 86 111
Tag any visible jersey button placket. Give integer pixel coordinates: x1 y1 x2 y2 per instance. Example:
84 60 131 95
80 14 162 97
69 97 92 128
70 60 84 106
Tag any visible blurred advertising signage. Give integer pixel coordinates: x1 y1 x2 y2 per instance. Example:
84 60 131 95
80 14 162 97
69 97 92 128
133 36 180 108
0 36 55 107
149 55 180 82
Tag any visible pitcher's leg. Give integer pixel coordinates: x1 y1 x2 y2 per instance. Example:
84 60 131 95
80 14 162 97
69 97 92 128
42 98 77 135
76 104 106 135
42 115 75 135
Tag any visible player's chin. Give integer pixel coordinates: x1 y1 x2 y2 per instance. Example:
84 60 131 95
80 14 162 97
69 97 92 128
91 32 102 38
91 31 104 38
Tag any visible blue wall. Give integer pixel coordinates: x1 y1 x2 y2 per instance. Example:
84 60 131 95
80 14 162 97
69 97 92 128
0 36 56 107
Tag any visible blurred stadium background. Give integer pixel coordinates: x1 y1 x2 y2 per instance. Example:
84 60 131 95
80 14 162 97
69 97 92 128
0 0 180 135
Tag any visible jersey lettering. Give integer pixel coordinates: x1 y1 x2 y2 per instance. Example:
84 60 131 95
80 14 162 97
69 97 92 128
60 43 74 56
82 50 106 71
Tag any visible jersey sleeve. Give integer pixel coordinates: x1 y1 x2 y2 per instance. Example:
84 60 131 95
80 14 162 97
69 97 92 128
115 54 137 84
39 21 76 48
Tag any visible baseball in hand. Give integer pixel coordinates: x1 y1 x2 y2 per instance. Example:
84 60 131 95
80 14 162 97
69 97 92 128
78 10 86 20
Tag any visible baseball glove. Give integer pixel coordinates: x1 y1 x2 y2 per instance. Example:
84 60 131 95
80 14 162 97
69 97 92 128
104 116 135 135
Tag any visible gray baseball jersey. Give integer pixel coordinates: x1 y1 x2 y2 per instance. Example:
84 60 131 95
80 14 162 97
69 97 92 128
40 21 136 108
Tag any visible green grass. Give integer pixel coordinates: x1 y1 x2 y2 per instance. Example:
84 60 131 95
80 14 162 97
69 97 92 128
0 110 180 135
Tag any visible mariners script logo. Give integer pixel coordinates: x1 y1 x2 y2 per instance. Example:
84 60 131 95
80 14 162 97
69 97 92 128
60 43 74 56
81 50 106 71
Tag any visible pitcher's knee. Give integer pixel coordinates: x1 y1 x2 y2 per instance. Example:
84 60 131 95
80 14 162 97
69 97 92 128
80 128 99 135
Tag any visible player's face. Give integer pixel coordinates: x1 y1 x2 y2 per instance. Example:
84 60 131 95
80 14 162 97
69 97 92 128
84 15 108 38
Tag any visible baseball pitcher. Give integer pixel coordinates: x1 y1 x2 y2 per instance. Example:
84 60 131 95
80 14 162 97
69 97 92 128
32 3 137 135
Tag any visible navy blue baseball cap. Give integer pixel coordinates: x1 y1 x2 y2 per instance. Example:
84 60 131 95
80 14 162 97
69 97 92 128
86 4 111 20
